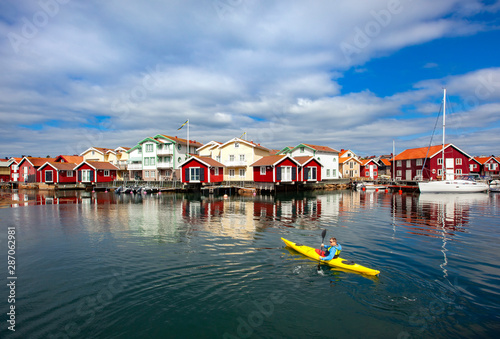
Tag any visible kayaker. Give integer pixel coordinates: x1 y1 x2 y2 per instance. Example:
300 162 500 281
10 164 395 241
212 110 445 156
319 237 342 261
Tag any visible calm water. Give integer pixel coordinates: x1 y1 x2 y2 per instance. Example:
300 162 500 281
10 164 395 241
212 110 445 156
1 190 500 338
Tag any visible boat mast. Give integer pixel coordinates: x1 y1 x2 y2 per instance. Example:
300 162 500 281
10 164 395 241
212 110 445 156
442 88 446 180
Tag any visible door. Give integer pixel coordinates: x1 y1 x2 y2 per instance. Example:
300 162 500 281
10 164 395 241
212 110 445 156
445 158 454 180
406 170 412 180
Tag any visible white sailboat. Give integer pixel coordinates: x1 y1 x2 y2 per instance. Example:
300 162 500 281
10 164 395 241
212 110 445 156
418 89 489 193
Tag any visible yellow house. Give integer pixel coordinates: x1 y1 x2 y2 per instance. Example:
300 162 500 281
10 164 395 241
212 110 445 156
197 141 222 158
339 149 362 178
216 138 271 181
80 146 130 180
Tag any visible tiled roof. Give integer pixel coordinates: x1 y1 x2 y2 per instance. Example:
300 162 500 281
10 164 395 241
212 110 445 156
40 162 78 171
293 156 315 165
302 143 339 153
473 156 499 164
24 157 57 167
380 159 391 166
250 155 288 167
393 144 452 161
188 156 224 168
57 155 84 163
156 134 203 147
339 156 361 164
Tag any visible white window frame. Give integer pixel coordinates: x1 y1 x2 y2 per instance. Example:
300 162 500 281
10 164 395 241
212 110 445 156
282 166 292 182
260 166 266 175
396 161 402 167
406 160 411 167
239 154 245 162
67 170 74 177
45 170 53 183
456 158 462 165
437 158 443 165
416 159 423 166
229 169 235 177
104 170 110 177
214 167 219 176
239 169 245 178
146 144 153 152
229 155 235 162
190 167 200 182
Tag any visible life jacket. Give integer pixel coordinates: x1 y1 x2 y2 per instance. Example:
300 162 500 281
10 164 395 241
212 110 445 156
325 245 341 258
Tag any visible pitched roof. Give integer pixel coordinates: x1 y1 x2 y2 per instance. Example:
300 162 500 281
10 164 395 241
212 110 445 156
179 156 224 168
74 161 119 170
38 162 78 171
392 144 472 161
293 156 323 167
155 134 203 147
218 138 270 152
473 156 500 165
380 159 391 166
339 156 361 164
56 155 84 163
360 159 377 166
301 143 339 153
20 157 57 167
250 155 301 167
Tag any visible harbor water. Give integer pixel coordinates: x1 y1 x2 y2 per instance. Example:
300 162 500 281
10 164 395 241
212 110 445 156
1 190 500 338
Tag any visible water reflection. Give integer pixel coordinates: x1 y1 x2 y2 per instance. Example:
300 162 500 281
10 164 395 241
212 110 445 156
3 189 495 241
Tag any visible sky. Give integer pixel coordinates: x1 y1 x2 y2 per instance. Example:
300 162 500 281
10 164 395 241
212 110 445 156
1 0 500 158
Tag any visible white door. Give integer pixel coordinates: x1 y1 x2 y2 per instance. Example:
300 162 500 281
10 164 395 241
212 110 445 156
445 158 454 180
406 170 412 180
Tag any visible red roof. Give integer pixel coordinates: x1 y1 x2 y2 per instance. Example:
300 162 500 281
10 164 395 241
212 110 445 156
21 157 57 167
156 134 203 147
250 155 287 167
39 162 78 171
56 155 84 163
75 161 119 170
302 143 339 153
394 144 452 161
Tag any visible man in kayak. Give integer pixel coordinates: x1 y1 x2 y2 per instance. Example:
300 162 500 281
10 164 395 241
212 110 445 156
319 237 342 261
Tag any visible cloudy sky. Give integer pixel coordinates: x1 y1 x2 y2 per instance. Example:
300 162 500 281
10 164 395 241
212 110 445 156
1 0 500 158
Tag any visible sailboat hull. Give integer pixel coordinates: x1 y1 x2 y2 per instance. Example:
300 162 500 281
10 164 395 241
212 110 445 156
418 180 488 193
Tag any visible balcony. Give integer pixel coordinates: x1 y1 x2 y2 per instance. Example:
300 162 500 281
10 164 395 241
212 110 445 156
224 160 247 167
157 162 173 169
128 163 143 170
157 149 174 156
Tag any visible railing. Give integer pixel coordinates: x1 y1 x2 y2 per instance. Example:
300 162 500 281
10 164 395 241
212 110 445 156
128 163 142 170
156 163 173 169
95 180 183 189
224 160 247 167
157 149 173 156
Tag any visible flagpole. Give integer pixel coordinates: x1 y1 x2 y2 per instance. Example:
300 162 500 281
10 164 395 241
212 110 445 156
187 119 190 159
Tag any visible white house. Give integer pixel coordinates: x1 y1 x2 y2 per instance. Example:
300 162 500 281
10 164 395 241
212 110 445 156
280 143 340 180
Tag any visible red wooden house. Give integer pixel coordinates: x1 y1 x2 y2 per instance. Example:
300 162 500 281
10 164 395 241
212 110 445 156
293 156 323 182
471 156 500 178
393 144 472 181
180 156 225 184
8 157 22 182
250 155 301 183
74 161 119 183
17 157 57 183
38 162 78 184
360 159 379 179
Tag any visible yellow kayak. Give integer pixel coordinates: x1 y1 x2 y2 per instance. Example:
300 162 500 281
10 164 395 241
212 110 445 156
281 237 380 276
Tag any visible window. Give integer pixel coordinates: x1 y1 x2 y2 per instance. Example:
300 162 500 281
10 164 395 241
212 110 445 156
332 169 336 176
239 154 245 162
178 157 181 163
416 159 422 166
91 150 95 155
437 169 443 176
326 169 330 177
216 156 221 162
81 170 91 182
234 142 240 148
145 171 149 178
150 157 155 166
396 170 402 177
104 170 110 177
260 166 266 175
456 158 462 165
416 170 422 177
365 171 370 177
456 169 463 175
190 168 200 181
229 169 235 177
229 155 235 162
45 170 53 182
214 167 219 176
178 144 182 150
67 171 74 177
396 161 401 167
144 158 149 166
406 160 411 167
307 167 317 180
438 158 443 165
146 144 153 152
349 161 353 169
239 169 245 178
282 166 292 181
300 147 304 153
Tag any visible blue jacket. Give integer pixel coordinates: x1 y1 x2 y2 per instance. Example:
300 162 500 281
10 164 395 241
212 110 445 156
319 244 342 261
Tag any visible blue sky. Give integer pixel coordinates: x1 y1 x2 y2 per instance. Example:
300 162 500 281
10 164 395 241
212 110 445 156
1 0 500 158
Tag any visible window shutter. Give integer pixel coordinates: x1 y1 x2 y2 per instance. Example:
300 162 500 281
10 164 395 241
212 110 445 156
276 167 281 181
184 167 189 181
292 167 296 181
200 168 205 181
304 167 309 180
90 171 94 182
313 167 317 179
78 170 82 182
47 171 52 182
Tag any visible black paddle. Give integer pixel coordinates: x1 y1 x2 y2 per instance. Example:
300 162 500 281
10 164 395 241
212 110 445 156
318 229 327 271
